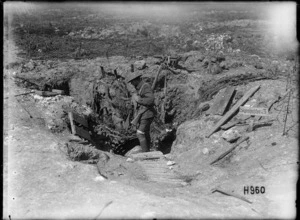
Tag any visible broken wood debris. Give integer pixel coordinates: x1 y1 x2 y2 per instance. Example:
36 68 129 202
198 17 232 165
210 136 249 165
35 90 63 97
246 119 274 132
211 187 252 204
68 112 91 141
206 85 260 138
239 106 270 116
14 91 35 97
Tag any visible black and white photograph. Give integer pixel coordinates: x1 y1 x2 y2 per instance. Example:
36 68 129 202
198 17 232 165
3 1 298 219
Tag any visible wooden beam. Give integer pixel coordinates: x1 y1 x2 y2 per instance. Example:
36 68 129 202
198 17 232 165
52 89 65 95
206 85 260 138
35 91 59 97
14 91 35 97
130 151 163 160
68 112 76 135
210 136 249 165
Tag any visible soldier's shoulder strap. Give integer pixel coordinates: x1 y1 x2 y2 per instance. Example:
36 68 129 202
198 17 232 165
138 82 150 96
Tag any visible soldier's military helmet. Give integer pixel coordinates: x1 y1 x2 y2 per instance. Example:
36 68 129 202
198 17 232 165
126 72 142 83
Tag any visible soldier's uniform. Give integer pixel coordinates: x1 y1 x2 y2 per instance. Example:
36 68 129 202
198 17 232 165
135 80 156 152
127 73 156 152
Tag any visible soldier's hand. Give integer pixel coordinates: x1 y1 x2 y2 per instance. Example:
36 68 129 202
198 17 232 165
132 93 139 102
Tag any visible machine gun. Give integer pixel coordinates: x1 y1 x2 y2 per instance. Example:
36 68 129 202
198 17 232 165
153 55 181 67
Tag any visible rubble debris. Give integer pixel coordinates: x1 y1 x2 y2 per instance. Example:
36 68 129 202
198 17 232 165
198 102 210 111
206 85 260 138
222 129 241 142
207 86 235 116
202 148 209 155
211 187 252 204
163 153 173 160
210 136 249 165
94 175 107 182
134 60 146 70
126 158 134 163
166 161 176 166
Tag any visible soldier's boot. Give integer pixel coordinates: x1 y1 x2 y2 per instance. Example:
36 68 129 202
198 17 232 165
145 132 151 150
137 132 149 152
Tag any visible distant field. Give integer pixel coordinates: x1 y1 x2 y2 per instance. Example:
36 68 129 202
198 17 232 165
5 2 297 60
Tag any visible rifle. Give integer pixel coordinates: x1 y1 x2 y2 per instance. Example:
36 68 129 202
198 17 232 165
131 108 148 126
153 55 181 67
151 64 163 90
160 75 167 123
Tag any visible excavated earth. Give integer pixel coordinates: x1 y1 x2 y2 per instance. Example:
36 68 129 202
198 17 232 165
4 3 298 219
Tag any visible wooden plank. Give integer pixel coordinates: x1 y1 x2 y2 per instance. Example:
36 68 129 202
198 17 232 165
208 87 235 116
239 106 269 116
210 136 249 165
220 121 240 130
131 151 163 160
138 159 186 185
75 125 91 141
68 112 76 135
72 112 89 128
206 85 260 138
221 116 251 130
52 89 65 95
35 91 58 97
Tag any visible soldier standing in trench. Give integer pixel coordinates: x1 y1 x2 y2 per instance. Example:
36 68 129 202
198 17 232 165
127 73 156 152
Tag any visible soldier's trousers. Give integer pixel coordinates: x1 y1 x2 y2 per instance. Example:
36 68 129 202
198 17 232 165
136 117 154 152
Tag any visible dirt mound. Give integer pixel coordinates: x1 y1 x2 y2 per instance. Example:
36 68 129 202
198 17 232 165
170 79 298 184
